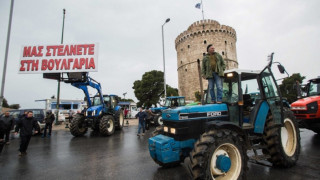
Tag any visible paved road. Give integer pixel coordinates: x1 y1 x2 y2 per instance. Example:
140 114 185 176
0 120 319 180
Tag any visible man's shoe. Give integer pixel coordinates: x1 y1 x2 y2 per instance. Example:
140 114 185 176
211 101 216 104
216 101 222 104
5 142 10 145
141 133 145 136
18 152 23 156
137 134 140 136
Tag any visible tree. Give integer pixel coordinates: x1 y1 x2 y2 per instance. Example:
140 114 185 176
133 70 180 107
166 86 179 97
194 91 201 102
9 104 20 109
2 98 9 108
279 73 305 103
119 98 134 102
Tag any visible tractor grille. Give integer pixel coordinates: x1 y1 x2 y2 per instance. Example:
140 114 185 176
307 102 318 114
87 111 93 116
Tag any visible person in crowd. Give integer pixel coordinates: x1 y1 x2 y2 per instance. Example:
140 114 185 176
65 109 74 128
0 111 14 145
124 108 129 119
201 44 226 103
42 110 55 138
0 117 5 153
15 111 40 156
135 107 147 136
145 107 156 130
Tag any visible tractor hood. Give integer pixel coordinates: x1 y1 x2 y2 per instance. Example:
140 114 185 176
151 107 167 113
86 105 103 117
87 105 101 112
162 104 228 121
291 96 320 106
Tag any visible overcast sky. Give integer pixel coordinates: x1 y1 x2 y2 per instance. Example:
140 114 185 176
0 0 319 109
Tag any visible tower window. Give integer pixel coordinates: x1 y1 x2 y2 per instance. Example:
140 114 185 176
222 51 225 55
203 53 206 56
181 61 182 64
187 45 190 48
204 40 207 44
225 41 227 44
185 69 188 72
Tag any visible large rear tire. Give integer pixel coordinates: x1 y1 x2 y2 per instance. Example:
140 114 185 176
115 109 124 130
70 114 88 137
263 110 300 167
100 115 115 136
189 128 248 180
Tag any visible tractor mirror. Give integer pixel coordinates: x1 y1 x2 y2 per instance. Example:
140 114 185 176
277 64 286 74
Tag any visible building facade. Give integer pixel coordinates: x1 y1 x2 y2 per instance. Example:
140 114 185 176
175 19 238 101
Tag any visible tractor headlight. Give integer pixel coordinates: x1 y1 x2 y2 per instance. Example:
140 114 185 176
170 128 176 134
164 126 168 132
99 111 102 115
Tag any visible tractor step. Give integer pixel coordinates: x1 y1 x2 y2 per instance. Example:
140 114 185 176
252 144 267 150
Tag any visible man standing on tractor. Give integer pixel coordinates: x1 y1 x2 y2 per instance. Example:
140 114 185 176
201 44 226 103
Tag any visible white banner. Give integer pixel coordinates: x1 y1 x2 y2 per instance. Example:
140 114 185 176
19 43 99 73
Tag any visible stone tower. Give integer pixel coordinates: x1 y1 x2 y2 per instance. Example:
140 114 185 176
175 19 238 101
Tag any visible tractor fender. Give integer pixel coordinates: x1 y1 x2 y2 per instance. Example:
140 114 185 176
205 120 245 136
114 105 121 111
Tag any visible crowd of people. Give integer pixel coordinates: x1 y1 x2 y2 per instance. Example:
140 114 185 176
0 110 57 156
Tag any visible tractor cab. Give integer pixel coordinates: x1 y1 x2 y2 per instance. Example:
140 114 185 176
103 94 121 112
306 78 320 97
164 96 186 107
221 67 283 131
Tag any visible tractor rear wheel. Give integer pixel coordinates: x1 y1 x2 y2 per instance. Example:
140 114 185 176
70 114 88 137
154 114 163 126
263 110 300 167
189 128 247 180
115 109 125 130
99 115 115 136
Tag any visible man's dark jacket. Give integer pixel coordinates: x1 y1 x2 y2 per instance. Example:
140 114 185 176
0 115 14 130
15 117 40 136
45 113 55 124
135 111 147 123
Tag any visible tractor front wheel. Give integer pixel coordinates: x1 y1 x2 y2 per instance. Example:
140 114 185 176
154 114 163 126
189 128 247 180
100 115 115 136
263 110 300 167
70 114 88 137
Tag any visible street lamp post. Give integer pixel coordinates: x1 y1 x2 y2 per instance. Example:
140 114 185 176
0 0 14 112
56 9 66 125
162 18 170 99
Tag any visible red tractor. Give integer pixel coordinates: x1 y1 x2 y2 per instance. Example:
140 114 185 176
291 77 320 134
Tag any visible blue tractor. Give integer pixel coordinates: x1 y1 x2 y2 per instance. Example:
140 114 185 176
149 53 300 179
151 96 185 126
63 73 124 137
